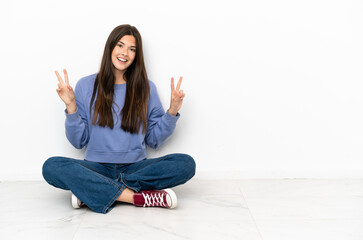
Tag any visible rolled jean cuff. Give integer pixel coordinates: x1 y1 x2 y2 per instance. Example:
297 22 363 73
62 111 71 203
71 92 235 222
102 185 126 214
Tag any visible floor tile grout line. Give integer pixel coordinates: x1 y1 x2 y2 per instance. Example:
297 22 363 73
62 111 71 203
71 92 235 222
237 181 265 240
72 209 88 240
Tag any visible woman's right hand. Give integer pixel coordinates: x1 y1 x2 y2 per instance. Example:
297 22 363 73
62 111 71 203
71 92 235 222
55 69 77 114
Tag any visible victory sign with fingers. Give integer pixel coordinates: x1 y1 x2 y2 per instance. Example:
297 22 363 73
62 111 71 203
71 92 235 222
168 76 185 116
55 69 77 114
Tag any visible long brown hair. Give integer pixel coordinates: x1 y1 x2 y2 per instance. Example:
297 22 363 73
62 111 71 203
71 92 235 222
90 24 150 134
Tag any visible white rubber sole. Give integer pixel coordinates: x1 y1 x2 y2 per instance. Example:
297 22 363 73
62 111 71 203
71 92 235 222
71 193 81 209
164 188 177 209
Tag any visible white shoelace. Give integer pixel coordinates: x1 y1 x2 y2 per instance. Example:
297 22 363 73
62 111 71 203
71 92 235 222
142 192 166 207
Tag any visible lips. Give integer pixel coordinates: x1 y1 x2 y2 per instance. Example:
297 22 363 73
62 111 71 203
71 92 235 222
117 57 128 63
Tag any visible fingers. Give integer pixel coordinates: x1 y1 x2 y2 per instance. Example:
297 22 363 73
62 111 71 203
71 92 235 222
171 76 183 92
179 90 185 100
55 69 70 85
67 85 74 92
171 77 175 91
170 76 185 99
55 70 64 85
64 69 69 85
176 76 183 91
56 83 74 93
56 82 62 94
172 89 185 100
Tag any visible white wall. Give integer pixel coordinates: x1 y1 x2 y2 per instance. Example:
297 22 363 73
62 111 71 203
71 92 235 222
1 0 362 180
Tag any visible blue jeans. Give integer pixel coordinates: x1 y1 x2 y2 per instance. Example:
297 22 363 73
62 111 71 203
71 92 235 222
42 153 195 214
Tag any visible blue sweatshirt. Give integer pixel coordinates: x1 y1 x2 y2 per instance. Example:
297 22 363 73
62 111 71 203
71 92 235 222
65 74 180 164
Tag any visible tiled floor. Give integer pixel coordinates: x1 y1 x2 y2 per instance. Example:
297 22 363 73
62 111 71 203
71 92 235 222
1 178 363 240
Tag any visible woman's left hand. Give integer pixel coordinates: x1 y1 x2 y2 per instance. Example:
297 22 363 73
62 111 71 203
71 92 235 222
168 76 185 116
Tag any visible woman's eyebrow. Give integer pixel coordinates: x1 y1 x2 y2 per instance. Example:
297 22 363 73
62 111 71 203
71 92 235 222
119 41 136 48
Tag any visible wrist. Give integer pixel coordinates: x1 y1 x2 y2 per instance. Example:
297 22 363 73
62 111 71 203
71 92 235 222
66 101 77 114
168 109 178 116
65 99 76 106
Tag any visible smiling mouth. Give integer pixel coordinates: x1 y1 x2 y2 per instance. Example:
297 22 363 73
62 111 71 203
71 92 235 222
117 57 128 63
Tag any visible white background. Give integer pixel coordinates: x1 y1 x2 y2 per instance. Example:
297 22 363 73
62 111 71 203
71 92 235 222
0 0 362 180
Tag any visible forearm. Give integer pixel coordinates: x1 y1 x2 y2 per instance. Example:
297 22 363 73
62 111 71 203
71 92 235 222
65 110 89 149
146 111 180 148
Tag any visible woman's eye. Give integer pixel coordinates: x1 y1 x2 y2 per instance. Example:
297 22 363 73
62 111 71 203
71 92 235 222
131 49 136 52
117 44 122 48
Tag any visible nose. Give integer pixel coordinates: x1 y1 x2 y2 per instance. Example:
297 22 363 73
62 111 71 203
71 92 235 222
121 49 128 56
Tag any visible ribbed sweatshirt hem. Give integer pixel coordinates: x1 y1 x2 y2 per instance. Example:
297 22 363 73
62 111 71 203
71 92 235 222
84 149 147 164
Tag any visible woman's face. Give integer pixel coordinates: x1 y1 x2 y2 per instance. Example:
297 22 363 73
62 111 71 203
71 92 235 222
111 35 137 75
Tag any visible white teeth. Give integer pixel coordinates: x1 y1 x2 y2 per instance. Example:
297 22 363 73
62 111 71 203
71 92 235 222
117 57 127 62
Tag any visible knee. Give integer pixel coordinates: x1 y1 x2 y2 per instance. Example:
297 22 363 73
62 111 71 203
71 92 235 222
42 156 63 183
176 153 196 180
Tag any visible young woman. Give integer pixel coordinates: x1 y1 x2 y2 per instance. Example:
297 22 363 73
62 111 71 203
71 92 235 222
42 24 196 214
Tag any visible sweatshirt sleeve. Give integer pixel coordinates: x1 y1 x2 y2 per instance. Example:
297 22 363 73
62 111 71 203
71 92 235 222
64 80 90 149
145 82 180 149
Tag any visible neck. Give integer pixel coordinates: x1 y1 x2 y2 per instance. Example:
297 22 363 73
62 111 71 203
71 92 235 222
114 70 126 84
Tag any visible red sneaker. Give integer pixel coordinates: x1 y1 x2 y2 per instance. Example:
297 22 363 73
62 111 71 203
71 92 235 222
133 188 177 208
